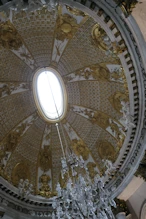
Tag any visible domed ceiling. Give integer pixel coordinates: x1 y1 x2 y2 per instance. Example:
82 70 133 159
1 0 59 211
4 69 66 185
0 0 144 204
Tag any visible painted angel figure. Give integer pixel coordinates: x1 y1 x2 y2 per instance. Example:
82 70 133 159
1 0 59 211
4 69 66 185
120 101 135 130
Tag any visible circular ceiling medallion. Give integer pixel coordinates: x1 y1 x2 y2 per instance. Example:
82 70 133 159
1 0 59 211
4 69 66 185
33 67 68 123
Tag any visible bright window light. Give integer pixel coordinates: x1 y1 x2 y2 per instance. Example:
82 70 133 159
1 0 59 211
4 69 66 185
33 68 67 122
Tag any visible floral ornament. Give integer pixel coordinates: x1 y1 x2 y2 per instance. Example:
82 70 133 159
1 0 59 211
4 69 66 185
72 139 89 160
55 14 79 41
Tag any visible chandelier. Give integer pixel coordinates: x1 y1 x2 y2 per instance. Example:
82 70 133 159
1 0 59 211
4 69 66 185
50 123 117 219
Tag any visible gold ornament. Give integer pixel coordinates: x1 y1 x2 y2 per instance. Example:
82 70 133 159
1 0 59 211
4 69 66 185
38 174 52 198
96 141 116 162
110 68 124 81
0 21 22 50
111 42 126 55
39 145 52 172
91 24 109 51
55 14 79 41
72 139 89 160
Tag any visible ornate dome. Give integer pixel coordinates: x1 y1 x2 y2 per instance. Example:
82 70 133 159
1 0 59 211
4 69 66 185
0 0 145 217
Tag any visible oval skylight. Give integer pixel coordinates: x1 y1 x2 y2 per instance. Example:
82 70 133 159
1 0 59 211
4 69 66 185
33 68 67 123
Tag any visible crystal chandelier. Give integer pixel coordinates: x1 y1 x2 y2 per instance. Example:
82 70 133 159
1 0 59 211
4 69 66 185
50 123 117 219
